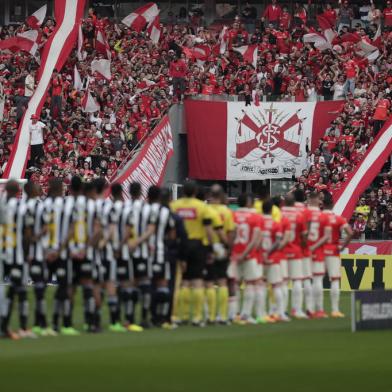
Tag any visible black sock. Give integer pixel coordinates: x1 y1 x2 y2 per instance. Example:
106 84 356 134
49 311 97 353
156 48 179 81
34 284 47 328
82 285 95 328
17 287 28 331
139 282 152 324
108 295 119 325
1 286 15 333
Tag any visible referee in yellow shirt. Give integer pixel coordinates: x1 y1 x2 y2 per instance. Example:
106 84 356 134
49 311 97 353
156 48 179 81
171 181 214 326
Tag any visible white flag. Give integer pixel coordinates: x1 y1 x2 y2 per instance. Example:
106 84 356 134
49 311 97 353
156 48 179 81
91 59 111 80
82 90 100 113
74 65 83 91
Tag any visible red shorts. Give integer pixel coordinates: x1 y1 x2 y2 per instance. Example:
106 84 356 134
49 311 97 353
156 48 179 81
283 243 303 260
268 250 283 265
312 248 325 262
324 245 339 257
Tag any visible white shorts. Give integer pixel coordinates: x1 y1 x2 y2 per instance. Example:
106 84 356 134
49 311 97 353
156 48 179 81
302 257 312 279
266 264 282 285
288 259 303 280
325 256 341 279
280 259 288 280
227 259 263 282
312 261 325 276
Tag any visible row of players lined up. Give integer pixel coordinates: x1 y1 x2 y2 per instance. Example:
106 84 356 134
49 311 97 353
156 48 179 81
0 178 352 339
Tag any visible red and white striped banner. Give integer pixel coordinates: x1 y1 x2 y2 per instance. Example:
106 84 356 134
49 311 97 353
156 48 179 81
185 100 342 181
3 0 86 179
111 115 173 199
333 119 392 219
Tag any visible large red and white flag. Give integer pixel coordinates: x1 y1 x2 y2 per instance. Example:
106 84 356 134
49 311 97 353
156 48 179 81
2 0 86 180
147 14 161 44
77 24 86 61
233 44 258 68
82 90 100 113
185 100 342 181
121 2 159 32
110 115 173 199
183 44 211 62
91 58 111 80
219 26 229 54
333 119 392 219
26 5 47 29
95 28 111 59
0 30 40 56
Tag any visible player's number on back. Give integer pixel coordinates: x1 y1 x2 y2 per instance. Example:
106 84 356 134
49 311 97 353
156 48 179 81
236 223 250 245
308 221 319 241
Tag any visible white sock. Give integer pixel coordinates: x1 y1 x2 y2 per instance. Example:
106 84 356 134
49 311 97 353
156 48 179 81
273 286 284 317
312 276 324 311
330 280 340 313
291 280 303 313
282 281 289 313
0 283 4 316
303 279 313 313
254 283 267 319
241 284 255 318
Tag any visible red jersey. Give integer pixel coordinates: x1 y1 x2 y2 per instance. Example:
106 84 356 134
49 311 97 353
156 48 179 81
294 202 311 257
232 209 263 260
260 215 282 265
307 207 331 261
323 210 348 257
280 206 306 260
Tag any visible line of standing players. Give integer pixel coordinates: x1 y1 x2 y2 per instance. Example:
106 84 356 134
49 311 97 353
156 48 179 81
0 178 352 340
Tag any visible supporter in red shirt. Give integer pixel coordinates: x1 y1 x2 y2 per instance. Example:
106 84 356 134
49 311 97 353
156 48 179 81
262 0 282 28
169 55 187 101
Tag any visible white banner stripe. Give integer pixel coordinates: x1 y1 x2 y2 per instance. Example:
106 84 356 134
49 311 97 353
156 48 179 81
333 123 392 216
7 0 80 179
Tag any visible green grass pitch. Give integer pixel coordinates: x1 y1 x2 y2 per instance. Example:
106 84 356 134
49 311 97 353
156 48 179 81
1 291 392 392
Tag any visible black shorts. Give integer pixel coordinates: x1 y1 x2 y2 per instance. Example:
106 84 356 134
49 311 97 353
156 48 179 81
5 262 29 286
204 258 229 281
151 261 171 281
73 258 95 283
132 257 151 279
30 260 49 283
102 258 117 282
117 259 133 282
183 240 206 280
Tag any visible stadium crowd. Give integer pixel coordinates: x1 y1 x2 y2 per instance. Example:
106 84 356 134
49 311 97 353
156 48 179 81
0 2 391 234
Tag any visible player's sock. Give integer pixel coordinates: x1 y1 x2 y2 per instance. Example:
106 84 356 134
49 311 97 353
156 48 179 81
330 280 340 313
82 285 95 328
273 286 284 317
228 279 238 320
303 279 314 313
17 287 28 331
281 281 289 313
241 284 255 319
312 276 324 311
155 287 171 324
1 285 15 333
206 287 217 322
192 288 204 323
34 283 47 328
291 280 303 314
179 287 191 322
139 281 152 325
95 306 102 330
123 287 135 324
254 283 267 319
217 286 229 321
108 295 120 325
63 298 72 328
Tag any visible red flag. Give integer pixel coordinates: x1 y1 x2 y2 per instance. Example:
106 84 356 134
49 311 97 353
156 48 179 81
340 32 361 44
233 44 258 68
0 30 40 56
147 14 161 44
121 3 159 32
333 119 392 219
95 28 111 59
317 14 334 30
26 5 47 29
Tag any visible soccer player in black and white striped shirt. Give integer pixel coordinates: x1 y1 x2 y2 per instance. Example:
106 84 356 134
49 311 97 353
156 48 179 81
0 180 30 339
24 181 57 336
129 182 158 328
147 186 176 328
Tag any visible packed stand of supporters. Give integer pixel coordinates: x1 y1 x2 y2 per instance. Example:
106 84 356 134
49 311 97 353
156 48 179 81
0 2 391 235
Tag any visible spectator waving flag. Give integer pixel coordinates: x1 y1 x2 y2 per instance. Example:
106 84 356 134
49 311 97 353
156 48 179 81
121 3 159 32
74 65 83 91
82 90 100 113
233 45 258 68
77 24 86 61
96 28 111 59
147 14 161 44
26 5 47 29
0 30 41 56
91 59 111 80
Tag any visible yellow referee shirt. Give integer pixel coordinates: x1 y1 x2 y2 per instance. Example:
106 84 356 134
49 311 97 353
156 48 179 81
254 200 281 222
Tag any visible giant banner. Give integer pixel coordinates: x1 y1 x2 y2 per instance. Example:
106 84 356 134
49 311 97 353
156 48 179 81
185 100 343 181
111 115 173 199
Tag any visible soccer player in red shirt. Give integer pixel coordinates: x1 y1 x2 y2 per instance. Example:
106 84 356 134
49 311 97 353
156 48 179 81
228 194 263 323
323 196 353 318
281 194 308 319
261 199 289 322
307 192 332 318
